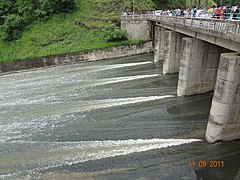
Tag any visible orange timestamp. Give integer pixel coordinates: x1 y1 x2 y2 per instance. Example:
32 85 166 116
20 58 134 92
189 160 225 168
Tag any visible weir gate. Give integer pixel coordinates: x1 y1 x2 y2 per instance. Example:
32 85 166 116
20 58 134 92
121 15 240 143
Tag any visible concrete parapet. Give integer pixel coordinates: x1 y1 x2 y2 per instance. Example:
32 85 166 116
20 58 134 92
177 38 222 96
205 53 240 143
163 31 184 74
0 42 153 73
154 27 165 62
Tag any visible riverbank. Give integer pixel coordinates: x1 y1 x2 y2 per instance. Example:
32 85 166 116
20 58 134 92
0 0 157 64
0 41 153 73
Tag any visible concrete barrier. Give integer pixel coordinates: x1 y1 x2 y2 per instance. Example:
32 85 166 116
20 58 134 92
0 42 153 73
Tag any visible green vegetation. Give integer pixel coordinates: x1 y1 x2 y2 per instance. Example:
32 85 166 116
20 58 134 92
0 0 76 40
186 0 216 8
154 0 216 9
0 0 233 63
0 0 152 63
104 25 127 42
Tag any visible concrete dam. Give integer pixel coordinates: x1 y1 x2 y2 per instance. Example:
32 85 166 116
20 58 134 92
1 18 240 178
121 15 240 143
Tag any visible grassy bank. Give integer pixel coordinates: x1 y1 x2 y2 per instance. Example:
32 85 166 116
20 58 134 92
0 0 147 63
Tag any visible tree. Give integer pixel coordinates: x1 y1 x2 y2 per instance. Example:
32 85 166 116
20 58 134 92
0 0 76 41
0 0 14 24
52 0 76 12
132 0 156 12
96 0 171 16
16 0 35 23
153 0 216 9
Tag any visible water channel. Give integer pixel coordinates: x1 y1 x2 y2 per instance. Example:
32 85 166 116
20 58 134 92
0 53 240 179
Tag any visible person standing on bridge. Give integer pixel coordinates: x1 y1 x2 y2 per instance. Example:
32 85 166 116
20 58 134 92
193 6 197 17
213 5 222 19
232 8 240 20
183 8 190 17
220 7 225 19
208 5 216 14
224 6 232 19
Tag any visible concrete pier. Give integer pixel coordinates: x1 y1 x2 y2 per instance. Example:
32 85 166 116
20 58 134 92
154 27 165 62
205 53 240 143
177 38 222 96
122 15 240 143
163 31 184 74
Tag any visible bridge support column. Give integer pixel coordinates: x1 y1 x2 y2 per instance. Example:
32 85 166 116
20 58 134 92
154 27 165 62
177 38 221 96
206 53 240 143
163 31 184 74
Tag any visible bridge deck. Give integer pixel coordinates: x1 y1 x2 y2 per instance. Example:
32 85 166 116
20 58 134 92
122 15 240 36
122 15 240 52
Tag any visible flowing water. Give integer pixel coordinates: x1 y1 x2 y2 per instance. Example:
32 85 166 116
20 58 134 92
0 54 239 180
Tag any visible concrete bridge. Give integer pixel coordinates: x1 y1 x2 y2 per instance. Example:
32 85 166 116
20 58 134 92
121 15 240 143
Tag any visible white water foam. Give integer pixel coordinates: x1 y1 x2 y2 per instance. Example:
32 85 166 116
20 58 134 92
0 173 17 179
2 95 175 115
0 61 153 92
52 138 202 163
48 61 153 74
69 95 175 112
0 74 161 107
99 61 153 71
0 138 202 178
0 95 174 142
3 138 202 174
85 74 161 88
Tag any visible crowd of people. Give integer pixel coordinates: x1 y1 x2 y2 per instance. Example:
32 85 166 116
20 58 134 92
123 5 240 20
155 5 240 20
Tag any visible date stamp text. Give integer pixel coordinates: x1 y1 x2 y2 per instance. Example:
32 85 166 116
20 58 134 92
189 160 225 168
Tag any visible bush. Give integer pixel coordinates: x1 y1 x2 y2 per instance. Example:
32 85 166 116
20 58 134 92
2 14 25 40
104 25 127 42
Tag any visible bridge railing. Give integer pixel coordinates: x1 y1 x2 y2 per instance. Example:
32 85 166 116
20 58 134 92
122 15 240 35
122 14 152 20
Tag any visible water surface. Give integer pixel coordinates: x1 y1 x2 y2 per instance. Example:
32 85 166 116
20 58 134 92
0 54 239 179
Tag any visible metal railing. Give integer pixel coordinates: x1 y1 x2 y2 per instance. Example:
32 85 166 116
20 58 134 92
122 15 240 35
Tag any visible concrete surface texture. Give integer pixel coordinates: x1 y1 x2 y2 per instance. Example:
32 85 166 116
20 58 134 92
206 53 240 143
177 38 222 96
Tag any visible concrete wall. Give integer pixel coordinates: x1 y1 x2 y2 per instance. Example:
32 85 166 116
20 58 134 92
177 38 225 96
0 42 153 73
206 53 240 143
121 19 151 40
163 31 184 74
154 27 165 62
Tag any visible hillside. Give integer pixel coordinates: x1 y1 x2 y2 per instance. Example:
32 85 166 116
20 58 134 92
157 0 216 9
0 0 156 63
0 0 219 63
